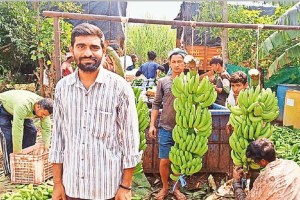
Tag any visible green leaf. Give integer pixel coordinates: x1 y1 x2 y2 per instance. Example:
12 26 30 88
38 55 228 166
31 55 36 60
268 43 300 77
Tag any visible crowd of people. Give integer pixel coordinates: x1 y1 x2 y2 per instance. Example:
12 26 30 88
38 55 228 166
0 23 300 200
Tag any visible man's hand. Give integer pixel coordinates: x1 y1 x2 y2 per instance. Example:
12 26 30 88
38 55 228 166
233 166 244 182
148 125 157 139
52 182 67 200
226 122 233 135
115 188 131 200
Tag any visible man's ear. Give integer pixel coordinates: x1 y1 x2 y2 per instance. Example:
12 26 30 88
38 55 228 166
69 46 74 56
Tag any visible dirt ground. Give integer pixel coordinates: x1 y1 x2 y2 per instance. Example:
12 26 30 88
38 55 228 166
135 172 235 200
0 167 235 200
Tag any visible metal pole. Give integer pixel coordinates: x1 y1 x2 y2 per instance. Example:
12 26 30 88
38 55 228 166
44 11 300 31
53 17 61 83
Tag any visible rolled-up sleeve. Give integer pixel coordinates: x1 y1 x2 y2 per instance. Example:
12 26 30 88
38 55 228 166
40 116 51 148
152 79 163 110
117 84 142 169
49 87 65 163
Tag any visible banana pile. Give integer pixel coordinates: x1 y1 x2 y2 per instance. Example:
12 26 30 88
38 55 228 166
228 86 279 169
169 72 217 180
132 87 150 175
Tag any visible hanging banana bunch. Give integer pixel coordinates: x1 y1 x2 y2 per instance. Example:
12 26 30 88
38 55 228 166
169 72 217 181
132 87 150 175
228 84 279 170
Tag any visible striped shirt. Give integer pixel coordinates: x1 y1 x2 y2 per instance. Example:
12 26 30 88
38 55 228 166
49 66 141 199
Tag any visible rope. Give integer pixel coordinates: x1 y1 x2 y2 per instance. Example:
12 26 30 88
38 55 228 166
190 21 196 56
172 174 187 192
256 24 264 69
121 17 129 69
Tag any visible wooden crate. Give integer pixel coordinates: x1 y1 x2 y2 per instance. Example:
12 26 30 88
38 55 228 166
185 45 222 71
143 104 233 176
10 143 52 184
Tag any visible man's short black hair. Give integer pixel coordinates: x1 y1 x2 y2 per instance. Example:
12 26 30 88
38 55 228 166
246 138 276 163
210 56 223 66
37 98 53 114
147 51 157 60
230 71 248 85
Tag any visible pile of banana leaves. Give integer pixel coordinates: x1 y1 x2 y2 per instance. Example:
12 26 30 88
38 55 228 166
271 126 300 166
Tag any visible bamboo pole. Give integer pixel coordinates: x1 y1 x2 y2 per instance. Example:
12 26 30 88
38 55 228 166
44 11 300 31
53 17 61 83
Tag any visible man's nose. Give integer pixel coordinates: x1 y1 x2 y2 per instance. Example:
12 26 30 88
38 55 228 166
83 47 93 57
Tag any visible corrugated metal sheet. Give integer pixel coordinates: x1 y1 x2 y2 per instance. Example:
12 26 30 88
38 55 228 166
68 1 126 41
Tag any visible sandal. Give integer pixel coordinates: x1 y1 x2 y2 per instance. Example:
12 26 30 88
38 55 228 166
154 188 170 200
173 189 187 200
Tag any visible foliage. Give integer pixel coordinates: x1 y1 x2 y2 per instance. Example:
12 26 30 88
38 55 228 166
126 24 176 65
259 2 300 77
0 2 36 78
0 1 81 92
193 2 289 67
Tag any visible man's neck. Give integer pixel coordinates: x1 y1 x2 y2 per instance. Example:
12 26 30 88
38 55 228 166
78 68 100 90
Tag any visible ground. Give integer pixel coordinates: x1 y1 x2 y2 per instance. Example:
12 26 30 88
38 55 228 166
0 168 235 200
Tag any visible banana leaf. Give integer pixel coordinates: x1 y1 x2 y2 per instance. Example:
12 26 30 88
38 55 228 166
264 66 300 89
276 2 300 26
267 43 300 78
258 30 300 58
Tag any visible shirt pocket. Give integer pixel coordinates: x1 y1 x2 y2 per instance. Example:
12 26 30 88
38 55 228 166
91 109 113 139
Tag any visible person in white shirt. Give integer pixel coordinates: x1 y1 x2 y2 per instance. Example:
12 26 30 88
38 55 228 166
49 23 141 200
227 71 248 107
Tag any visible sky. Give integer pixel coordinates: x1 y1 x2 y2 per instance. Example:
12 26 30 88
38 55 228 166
126 1 182 20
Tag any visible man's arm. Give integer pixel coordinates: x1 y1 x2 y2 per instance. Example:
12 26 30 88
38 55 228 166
135 65 143 77
12 106 28 153
49 87 66 199
40 116 51 148
52 163 67 200
199 70 214 80
232 166 247 200
148 109 159 139
116 83 142 199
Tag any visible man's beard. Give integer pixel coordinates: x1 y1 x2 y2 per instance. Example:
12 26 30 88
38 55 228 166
77 56 102 72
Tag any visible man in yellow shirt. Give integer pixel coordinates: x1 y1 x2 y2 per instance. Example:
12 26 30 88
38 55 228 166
0 90 53 175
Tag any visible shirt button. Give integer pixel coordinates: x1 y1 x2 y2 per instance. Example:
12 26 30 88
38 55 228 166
83 126 86 129
81 158 84 160
84 110 87 112
81 176 84 179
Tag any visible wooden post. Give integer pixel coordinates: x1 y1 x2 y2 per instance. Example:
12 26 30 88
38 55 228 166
53 17 61 83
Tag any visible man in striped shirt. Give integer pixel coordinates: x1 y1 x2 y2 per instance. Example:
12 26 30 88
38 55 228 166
49 23 141 200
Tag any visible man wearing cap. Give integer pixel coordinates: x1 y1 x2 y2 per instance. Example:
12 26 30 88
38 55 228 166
149 48 187 200
61 52 74 77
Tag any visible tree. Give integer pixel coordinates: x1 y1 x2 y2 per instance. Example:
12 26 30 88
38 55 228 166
258 2 300 78
193 2 289 67
126 24 176 65
0 1 81 96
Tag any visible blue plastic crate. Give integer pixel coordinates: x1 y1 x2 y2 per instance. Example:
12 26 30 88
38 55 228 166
210 103 230 116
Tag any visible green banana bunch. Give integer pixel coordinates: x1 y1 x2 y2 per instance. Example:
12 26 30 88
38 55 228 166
229 85 279 169
271 126 300 166
132 87 150 175
170 72 214 179
0 183 53 200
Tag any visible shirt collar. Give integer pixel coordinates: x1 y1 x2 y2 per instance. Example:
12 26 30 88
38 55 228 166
66 65 107 86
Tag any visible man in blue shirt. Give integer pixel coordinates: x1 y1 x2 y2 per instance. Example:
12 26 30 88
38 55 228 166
135 51 164 79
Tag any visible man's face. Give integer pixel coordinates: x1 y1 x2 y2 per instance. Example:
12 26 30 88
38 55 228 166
70 35 103 72
170 54 185 75
34 106 50 119
211 63 219 72
231 82 248 97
